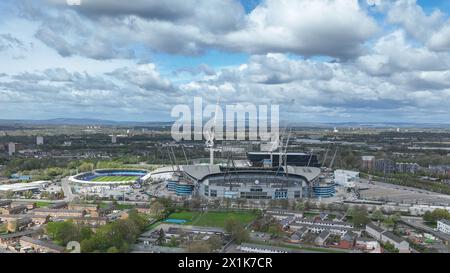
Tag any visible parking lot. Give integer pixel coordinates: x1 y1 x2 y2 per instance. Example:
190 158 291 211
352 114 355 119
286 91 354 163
358 179 450 205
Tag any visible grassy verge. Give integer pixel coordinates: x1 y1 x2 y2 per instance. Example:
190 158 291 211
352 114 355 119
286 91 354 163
145 221 161 231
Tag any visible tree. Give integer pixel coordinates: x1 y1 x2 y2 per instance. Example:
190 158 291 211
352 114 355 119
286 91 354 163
107 246 119 253
371 209 385 222
267 224 283 238
207 235 223 251
304 199 313 210
296 202 305 212
187 240 212 253
46 221 80 246
80 211 148 253
150 201 165 219
157 197 176 213
157 228 165 246
351 206 370 227
80 227 93 241
383 241 399 253
423 209 450 224
78 162 94 172
225 218 249 244
168 236 179 247
23 190 33 199
5 190 14 199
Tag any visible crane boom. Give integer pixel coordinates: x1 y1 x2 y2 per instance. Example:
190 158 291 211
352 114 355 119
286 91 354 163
329 146 338 170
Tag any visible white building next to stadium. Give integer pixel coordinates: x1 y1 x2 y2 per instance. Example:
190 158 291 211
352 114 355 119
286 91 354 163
437 219 450 235
0 181 50 193
334 169 359 187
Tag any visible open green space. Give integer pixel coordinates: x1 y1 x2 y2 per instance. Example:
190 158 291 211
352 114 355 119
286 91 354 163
91 176 139 182
303 212 320 218
167 211 257 228
145 221 161 231
35 201 52 208
0 223 7 234
98 202 135 210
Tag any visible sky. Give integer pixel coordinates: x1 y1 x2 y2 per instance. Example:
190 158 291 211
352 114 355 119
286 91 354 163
0 0 450 123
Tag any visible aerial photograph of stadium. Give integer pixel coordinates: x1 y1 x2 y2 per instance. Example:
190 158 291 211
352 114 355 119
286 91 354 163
1 0 450 269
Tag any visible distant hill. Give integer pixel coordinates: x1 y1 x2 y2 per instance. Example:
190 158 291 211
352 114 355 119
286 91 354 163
0 118 449 129
0 118 173 127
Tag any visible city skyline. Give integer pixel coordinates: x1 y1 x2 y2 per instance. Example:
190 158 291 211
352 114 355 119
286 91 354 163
1 0 450 123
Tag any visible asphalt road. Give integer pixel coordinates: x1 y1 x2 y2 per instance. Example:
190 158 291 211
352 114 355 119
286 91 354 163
61 177 75 202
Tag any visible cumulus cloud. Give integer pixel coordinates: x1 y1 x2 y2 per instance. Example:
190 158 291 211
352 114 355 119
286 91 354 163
221 0 379 58
428 25 450 51
46 0 246 33
357 30 450 76
387 0 444 43
385 0 450 52
177 52 450 122
108 63 174 92
1 0 450 122
21 0 379 59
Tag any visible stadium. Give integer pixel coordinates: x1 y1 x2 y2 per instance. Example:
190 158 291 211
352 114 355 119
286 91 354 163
69 169 151 186
159 165 322 200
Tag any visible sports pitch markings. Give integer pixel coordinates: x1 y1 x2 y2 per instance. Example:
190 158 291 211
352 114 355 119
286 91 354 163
90 176 139 182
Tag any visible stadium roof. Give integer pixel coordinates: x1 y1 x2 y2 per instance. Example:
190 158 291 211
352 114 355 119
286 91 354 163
0 181 50 192
180 165 320 182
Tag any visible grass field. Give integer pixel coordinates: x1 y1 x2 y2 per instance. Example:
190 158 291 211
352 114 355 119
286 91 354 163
90 175 139 182
35 201 51 208
167 211 256 228
99 202 135 210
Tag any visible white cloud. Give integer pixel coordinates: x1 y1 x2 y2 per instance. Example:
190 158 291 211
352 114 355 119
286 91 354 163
386 0 444 43
357 30 450 76
23 0 379 59
1 0 450 122
221 0 379 58
108 63 173 92
428 24 450 51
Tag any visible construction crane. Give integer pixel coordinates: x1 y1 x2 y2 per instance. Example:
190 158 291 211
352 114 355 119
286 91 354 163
321 143 331 168
329 146 339 170
276 128 291 181
307 149 314 167
205 98 220 166
165 145 176 172
181 145 189 165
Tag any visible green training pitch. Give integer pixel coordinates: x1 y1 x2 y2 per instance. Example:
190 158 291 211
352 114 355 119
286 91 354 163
167 211 256 228
90 176 139 182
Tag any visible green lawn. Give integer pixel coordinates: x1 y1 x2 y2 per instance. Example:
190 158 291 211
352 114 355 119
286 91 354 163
91 176 139 182
35 201 51 208
167 211 256 228
303 212 320 217
145 221 161 231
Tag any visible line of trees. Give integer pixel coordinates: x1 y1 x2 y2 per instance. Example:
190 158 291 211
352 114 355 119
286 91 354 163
423 209 450 225
45 210 148 253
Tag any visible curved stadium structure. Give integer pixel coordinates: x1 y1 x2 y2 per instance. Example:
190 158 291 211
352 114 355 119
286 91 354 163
69 169 150 185
178 165 321 200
